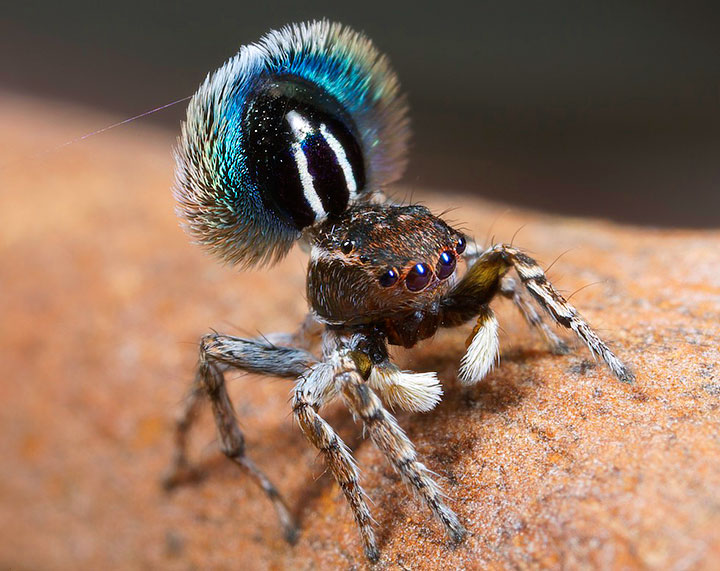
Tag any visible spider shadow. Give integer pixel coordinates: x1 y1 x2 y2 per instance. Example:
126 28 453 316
164 394 365 532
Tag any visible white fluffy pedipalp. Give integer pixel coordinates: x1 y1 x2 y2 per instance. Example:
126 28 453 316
368 363 442 413
458 310 500 385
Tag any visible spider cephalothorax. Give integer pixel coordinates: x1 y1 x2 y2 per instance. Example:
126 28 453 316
165 21 635 563
307 204 465 334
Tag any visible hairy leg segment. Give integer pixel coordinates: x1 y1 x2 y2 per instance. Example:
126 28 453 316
163 333 318 543
338 361 467 543
448 244 634 383
293 332 466 561
500 276 570 355
463 238 569 354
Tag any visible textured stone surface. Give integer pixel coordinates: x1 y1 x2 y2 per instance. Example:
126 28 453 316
1 93 719 570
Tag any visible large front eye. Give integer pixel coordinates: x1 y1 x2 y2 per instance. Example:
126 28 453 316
379 268 399 287
436 250 456 280
405 263 433 292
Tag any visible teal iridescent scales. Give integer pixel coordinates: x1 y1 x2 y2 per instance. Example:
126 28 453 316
174 21 409 267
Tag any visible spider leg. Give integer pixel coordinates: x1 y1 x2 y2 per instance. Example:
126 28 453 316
443 244 634 383
262 312 324 351
163 333 318 544
465 239 572 355
293 370 377 561
331 335 467 545
500 275 570 355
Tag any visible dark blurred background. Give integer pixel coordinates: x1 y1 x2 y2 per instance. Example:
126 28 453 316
2 1 719 226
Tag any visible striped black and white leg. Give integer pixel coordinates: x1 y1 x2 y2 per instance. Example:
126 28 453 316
490 245 634 382
292 373 377 561
500 276 570 355
332 348 467 548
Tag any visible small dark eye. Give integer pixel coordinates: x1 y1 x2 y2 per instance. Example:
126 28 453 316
456 236 466 255
436 250 456 280
405 263 433 292
341 239 354 254
378 268 399 287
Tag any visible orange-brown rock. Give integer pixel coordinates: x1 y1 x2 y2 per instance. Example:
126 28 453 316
1 93 718 570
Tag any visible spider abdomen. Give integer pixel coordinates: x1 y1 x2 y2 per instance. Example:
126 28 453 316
174 21 409 267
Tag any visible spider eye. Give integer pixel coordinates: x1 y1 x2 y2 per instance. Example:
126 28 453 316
341 239 355 254
378 268 399 287
436 250 456 280
405 263 433 292
456 236 466 255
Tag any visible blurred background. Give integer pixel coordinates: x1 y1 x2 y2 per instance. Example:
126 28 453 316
2 1 719 226
3 4 720 569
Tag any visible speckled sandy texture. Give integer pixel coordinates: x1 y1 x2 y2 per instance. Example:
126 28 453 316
1 93 719 570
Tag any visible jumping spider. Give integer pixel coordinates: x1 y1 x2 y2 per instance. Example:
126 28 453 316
163 21 634 562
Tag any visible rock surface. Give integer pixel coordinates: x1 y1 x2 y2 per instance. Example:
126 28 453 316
1 93 719 570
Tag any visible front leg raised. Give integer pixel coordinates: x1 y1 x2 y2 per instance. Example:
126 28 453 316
442 244 634 383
